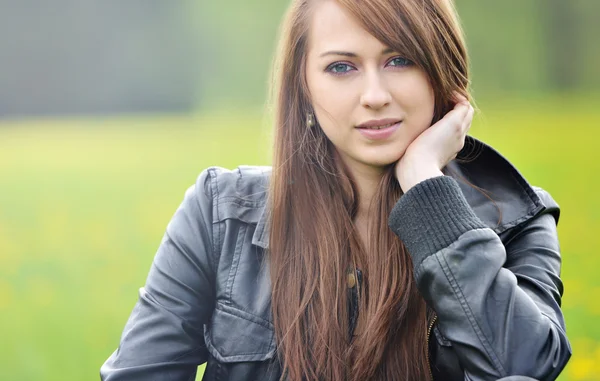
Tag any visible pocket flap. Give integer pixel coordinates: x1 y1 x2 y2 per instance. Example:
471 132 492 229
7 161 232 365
205 303 276 362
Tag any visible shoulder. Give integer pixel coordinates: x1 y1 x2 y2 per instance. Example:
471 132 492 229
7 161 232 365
194 165 272 224
530 185 560 223
450 136 561 232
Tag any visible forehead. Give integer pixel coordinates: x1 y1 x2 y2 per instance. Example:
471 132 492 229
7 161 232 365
307 1 387 55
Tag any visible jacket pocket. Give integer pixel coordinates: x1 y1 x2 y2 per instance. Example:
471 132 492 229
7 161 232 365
430 324 464 380
204 302 276 363
433 324 452 347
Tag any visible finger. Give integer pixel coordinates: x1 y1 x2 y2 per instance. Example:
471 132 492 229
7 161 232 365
462 104 475 132
434 98 470 128
448 100 470 121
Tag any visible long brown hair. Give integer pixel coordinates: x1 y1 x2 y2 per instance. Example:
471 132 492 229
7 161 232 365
267 0 469 380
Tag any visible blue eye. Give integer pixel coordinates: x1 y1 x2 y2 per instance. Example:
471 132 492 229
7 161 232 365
387 57 412 67
326 62 354 74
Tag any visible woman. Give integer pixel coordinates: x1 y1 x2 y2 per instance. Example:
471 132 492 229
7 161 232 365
100 0 571 380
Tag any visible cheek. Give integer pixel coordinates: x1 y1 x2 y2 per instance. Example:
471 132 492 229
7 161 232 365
396 75 435 124
309 79 349 117
307 75 353 136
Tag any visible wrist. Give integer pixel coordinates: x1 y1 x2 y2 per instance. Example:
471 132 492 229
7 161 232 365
397 163 444 193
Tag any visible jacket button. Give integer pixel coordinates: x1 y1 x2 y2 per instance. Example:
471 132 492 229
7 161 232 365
347 272 356 288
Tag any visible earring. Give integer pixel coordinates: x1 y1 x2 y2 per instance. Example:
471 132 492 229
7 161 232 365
306 112 315 128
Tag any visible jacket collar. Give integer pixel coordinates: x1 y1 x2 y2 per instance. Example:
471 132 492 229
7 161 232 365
252 136 546 249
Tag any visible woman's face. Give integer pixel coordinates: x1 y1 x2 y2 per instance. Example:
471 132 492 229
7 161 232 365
305 0 435 173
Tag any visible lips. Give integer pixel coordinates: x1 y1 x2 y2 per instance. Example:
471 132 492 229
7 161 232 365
356 121 401 140
356 118 402 129
358 122 398 130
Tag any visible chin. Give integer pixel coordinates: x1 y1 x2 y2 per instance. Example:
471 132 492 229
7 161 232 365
362 156 401 169
363 149 406 167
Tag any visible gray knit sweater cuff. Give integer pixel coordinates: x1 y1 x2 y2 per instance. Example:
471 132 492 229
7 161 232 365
388 175 487 271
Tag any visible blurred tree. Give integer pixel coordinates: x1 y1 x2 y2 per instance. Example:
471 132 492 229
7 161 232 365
574 0 600 93
0 1 201 118
190 0 289 110
542 0 580 91
455 0 545 96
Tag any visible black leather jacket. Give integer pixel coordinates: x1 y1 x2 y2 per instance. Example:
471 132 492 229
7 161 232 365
100 137 571 381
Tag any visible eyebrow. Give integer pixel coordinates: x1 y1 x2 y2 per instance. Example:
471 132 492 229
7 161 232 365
319 47 395 58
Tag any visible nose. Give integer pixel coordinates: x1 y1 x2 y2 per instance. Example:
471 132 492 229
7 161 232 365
359 72 392 110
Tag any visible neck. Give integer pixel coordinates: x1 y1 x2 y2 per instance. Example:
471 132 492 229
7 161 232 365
344 160 385 223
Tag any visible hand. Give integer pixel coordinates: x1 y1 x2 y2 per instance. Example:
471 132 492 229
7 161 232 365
395 93 474 192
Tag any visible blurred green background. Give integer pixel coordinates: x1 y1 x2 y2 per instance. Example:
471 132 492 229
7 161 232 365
0 1 598 380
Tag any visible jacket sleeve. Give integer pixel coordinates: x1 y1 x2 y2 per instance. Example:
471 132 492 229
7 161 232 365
100 169 218 381
388 175 571 381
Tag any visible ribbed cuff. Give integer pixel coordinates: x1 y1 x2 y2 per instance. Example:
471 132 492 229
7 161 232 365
388 175 486 271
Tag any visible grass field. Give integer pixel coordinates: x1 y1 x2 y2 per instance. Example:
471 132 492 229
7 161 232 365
0 96 598 380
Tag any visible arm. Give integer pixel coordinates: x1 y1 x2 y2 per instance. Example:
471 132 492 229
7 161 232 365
100 169 218 381
388 175 571 380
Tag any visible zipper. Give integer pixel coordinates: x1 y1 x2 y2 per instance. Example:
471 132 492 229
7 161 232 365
426 313 438 381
